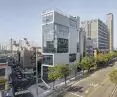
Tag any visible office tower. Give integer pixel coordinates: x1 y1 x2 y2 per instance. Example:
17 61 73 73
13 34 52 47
106 13 114 51
81 19 109 51
42 10 80 79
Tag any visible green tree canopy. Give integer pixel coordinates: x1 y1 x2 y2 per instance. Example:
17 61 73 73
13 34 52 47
48 65 61 89
80 56 94 71
48 66 61 81
95 53 105 66
58 64 69 85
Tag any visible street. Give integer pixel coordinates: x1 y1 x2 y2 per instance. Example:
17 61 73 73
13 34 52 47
27 72 82 97
57 62 117 97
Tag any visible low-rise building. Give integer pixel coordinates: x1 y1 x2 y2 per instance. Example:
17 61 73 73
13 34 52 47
0 57 11 91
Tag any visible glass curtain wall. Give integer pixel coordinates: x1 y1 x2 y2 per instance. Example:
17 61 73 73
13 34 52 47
55 24 69 53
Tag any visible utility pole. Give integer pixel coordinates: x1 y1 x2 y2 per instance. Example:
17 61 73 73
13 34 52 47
36 47 38 97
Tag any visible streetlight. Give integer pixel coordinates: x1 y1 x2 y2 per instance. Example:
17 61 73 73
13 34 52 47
35 47 43 97
35 47 38 97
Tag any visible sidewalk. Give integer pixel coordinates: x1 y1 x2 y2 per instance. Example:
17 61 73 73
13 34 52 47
40 72 84 97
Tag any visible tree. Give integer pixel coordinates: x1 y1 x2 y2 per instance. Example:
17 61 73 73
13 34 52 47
104 53 112 64
48 66 61 89
59 64 69 85
109 69 117 84
95 53 105 67
72 61 81 79
80 56 94 73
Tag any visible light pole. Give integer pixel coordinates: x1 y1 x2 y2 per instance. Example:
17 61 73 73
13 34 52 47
36 47 38 97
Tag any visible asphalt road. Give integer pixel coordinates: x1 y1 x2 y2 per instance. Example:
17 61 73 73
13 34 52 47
58 62 117 97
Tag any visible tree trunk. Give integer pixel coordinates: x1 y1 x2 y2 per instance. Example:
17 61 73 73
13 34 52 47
52 81 55 90
64 76 67 85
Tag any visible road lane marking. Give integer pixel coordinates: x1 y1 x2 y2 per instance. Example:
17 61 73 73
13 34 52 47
70 92 83 97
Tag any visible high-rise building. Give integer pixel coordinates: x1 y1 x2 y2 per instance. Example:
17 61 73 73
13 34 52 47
106 13 114 51
79 28 86 57
42 10 80 79
79 28 93 57
86 37 93 56
81 19 109 51
0 44 8 51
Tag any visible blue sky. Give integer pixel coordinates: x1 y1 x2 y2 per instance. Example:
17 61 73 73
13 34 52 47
0 0 117 48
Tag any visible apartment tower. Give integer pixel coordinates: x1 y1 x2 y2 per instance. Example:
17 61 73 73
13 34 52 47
81 19 109 51
106 13 114 51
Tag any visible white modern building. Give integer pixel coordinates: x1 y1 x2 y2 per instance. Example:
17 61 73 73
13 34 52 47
41 10 80 79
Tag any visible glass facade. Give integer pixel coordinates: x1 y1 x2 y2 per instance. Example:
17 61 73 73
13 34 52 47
0 58 6 63
77 43 80 52
0 68 5 76
42 24 55 53
42 21 69 53
69 19 77 27
43 66 50 81
69 53 76 62
55 23 69 39
57 38 68 53
97 20 108 50
55 23 69 53
42 13 53 24
42 55 53 65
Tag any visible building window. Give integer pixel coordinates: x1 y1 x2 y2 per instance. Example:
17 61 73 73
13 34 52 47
0 84 5 90
0 58 6 63
69 53 76 62
0 68 5 76
57 38 68 53
42 24 56 53
42 14 53 24
77 43 80 52
69 19 77 27
42 66 49 81
55 24 69 39
42 55 53 65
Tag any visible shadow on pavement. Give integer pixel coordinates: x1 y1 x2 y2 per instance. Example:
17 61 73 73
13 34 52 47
38 84 48 90
67 86 84 93
15 92 34 97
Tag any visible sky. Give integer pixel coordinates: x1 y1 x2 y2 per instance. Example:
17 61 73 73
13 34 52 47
0 0 117 48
